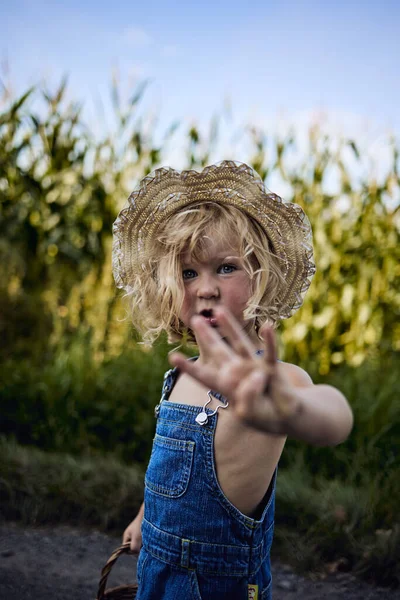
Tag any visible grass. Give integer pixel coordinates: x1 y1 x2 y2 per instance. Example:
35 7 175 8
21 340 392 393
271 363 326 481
0 336 174 464
274 464 400 587
0 437 144 531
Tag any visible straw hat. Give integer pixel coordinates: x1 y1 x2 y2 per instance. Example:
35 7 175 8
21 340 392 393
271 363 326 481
112 160 315 320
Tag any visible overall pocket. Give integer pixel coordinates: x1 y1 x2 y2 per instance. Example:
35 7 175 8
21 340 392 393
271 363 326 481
145 434 195 497
136 550 202 600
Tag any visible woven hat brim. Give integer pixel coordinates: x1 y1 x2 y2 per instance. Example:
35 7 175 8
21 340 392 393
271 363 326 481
112 161 315 319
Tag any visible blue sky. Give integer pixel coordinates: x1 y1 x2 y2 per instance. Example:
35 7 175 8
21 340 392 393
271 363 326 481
2 0 400 164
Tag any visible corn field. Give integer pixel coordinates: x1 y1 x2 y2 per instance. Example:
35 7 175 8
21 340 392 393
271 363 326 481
1 80 399 373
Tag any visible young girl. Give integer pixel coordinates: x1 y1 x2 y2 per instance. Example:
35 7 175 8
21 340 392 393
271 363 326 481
113 160 353 600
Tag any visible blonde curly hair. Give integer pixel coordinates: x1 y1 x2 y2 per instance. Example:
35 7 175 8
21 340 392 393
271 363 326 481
125 203 287 347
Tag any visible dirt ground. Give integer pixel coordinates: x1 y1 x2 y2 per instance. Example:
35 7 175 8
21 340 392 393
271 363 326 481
0 522 397 599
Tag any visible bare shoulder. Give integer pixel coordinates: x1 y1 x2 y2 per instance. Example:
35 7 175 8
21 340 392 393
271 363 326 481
277 361 313 387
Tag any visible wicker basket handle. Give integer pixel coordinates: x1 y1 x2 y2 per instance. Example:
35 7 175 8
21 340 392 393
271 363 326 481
97 542 135 600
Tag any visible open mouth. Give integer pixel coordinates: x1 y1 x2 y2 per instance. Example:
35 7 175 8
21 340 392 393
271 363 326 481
198 309 218 326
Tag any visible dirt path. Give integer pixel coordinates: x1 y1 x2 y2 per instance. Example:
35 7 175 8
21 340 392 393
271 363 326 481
0 522 396 599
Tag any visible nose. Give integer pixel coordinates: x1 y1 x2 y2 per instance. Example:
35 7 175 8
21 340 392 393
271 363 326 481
196 273 220 299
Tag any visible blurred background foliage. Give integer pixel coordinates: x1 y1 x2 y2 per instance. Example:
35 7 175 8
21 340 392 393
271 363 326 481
1 79 399 584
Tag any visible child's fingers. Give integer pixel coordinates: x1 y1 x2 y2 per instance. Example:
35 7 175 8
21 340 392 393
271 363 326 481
168 351 222 391
130 537 142 553
260 325 278 367
190 315 233 361
122 529 135 551
122 531 129 544
214 306 255 358
233 370 276 426
168 351 189 371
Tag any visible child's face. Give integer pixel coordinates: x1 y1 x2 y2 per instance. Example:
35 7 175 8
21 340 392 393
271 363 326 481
179 237 258 344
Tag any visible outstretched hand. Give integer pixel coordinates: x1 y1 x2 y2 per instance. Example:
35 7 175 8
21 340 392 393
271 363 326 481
168 307 300 434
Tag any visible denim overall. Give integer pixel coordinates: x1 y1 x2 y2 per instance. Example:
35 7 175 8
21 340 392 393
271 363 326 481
136 364 276 600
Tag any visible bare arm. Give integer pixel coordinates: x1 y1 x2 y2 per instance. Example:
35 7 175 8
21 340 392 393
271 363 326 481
257 369 353 446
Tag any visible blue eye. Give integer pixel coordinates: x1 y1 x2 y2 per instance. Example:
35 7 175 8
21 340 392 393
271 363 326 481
182 269 197 280
219 264 237 274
